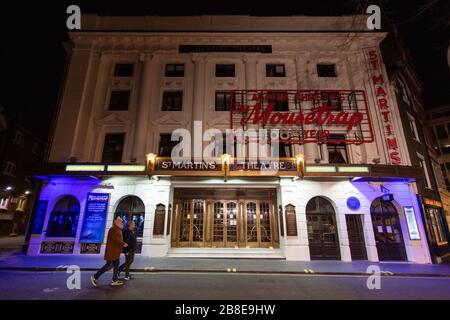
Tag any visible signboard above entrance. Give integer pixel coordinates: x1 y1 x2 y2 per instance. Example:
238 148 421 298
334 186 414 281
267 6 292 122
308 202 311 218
179 45 272 53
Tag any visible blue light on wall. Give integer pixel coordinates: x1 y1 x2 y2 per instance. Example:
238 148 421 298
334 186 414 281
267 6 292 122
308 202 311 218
347 197 361 210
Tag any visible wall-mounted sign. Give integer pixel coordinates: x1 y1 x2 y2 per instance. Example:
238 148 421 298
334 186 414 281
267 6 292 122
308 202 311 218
40 241 74 254
346 197 361 210
32 200 48 234
364 47 401 165
423 198 442 208
156 160 220 171
404 206 421 240
231 89 374 144
179 45 272 53
79 193 110 243
80 243 101 254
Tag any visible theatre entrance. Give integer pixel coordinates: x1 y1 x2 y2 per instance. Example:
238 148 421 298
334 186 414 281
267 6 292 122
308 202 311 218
171 188 279 248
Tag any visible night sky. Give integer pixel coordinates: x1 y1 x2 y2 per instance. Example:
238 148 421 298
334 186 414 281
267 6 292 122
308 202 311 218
1 0 449 141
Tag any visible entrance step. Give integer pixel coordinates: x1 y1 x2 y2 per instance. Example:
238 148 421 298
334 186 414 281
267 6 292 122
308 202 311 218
167 248 285 259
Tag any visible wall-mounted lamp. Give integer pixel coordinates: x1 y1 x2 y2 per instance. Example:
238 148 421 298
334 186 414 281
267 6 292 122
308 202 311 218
221 153 232 182
146 153 157 176
295 154 305 178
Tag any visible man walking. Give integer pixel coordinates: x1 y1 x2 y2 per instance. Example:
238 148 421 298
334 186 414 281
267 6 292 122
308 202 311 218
119 220 137 280
91 217 128 287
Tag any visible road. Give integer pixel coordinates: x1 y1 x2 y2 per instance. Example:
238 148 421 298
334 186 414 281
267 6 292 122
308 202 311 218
0 270 450 300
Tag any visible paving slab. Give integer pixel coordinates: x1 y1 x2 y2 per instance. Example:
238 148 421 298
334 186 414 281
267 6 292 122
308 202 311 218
1 253 450 276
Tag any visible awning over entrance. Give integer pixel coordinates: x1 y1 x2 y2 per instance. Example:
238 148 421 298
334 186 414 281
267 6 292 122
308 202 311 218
33 160 424 182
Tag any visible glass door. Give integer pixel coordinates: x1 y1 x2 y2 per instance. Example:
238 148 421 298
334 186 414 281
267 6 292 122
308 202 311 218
226 202 238 247
245 201 259 247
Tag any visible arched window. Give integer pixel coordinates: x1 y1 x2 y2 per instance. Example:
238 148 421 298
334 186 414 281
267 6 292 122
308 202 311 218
306 196 335 214
114 196 145 237
46 196 80 237
370 197 398 215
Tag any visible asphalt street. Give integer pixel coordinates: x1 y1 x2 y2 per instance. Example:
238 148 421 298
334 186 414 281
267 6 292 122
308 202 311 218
0 270 450 300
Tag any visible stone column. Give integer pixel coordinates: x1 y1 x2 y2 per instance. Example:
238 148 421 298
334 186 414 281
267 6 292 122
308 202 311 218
191 56 206 162
132 53 154 163
70 51 101 161
243 55 263 159
83 54 113 161
295 56 319 163
244 55 257 90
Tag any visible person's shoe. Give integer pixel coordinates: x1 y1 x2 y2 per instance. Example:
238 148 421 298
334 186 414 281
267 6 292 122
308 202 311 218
90 276 98 287
124 276 132 281
110 281 124 286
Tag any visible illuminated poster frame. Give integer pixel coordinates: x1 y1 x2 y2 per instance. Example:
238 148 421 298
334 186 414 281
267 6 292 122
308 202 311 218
403 206 421 240
79 193 110 243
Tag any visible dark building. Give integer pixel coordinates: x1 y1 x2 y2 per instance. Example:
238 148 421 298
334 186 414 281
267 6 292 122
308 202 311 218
0 109 44 236
381 27 450 263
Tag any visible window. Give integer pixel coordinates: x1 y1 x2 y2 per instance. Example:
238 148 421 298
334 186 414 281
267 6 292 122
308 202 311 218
445 123 450 137
267 92 289 111
441 146 450 155
278 141 293 158
407 113 420 142
215 91 233 111
13 130 24 146
165 64 185 77
266 64 286 77
109 90 130 111
3 161 16 177
46 196 80 238
435 125 447 140
317 64 337 77
215 64 235 77
327 135 347 164
430 112 442 119
320 91 342 111
159 133 181 157
32 142 39 155
426 207 448 244
162 91 183 111
114 63 134 77
102 133 125 163
114 196 145 238
417 153 432 189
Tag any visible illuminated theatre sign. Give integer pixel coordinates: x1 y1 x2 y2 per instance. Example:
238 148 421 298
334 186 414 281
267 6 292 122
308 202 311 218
230 90 374 144
364 47 402 164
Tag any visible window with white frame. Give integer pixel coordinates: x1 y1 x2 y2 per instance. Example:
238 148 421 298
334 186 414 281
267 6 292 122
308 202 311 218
3 161 16 177
406 112 420 142
13 130 24 146
417 153 432 189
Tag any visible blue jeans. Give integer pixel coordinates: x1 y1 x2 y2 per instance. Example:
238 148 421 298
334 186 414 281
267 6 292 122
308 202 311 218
94 259 120 282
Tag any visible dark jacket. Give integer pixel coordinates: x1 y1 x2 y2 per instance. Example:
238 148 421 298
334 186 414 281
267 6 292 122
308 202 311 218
122 228 137 253
104 225 126 261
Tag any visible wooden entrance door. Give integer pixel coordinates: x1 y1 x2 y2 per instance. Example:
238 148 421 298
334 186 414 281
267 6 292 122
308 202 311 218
171 189 279 249
306 197 341 260
175 200 205 247
370 198 406 261
212 201 238 247
345 215 367 260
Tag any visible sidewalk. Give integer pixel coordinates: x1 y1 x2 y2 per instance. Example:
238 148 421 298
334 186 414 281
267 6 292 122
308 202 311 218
0 235 24 256
1 252 450 277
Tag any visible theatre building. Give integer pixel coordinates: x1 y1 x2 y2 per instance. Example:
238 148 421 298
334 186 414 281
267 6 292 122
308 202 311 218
26 15 434 263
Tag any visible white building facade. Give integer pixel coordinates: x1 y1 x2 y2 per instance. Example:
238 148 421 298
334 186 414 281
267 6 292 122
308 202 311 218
27 15 432 263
